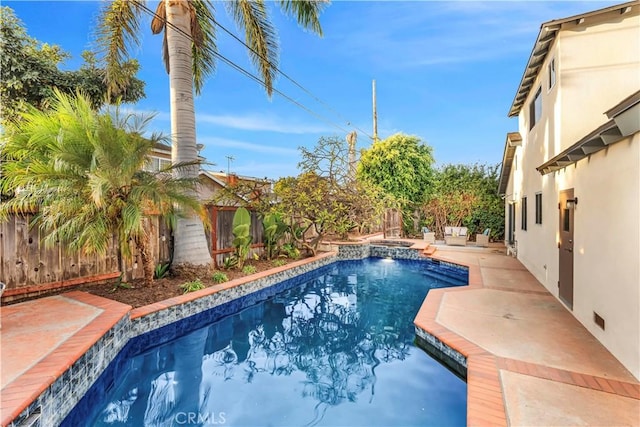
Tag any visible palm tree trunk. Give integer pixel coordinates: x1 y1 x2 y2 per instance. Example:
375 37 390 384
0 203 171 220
165 0 212 266
138 218 155 285
137 236 154 285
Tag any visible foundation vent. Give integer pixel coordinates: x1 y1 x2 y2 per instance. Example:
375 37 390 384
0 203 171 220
593 312 605 330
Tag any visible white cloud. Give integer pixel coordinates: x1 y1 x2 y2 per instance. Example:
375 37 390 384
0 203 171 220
196 112 330 134
198 136 299 156
130 109 331 134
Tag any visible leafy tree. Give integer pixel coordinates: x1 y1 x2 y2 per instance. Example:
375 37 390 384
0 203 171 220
298 136 353 185
357 133 435 204
206 175 274 214
273 172 338 256
423 163 504 240
0 90 204 284
96 0 326 267
357 133 436 235
295 135 391 239
0 6 144 123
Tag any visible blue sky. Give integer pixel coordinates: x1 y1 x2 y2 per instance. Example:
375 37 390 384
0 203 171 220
5 0 620 179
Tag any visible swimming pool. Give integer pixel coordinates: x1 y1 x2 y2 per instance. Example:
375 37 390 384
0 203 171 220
63 258 467 426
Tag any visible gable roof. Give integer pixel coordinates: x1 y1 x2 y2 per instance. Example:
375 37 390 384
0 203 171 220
508 1 639 117
497 132 522 195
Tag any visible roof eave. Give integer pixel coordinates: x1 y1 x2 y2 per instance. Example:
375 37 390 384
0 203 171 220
536 91 640 175
508 1 639 117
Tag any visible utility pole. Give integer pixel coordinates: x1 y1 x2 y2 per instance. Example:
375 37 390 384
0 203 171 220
346 131 357 180
372 79 378 142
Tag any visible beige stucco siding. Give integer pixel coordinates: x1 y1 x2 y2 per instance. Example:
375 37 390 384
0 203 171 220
557 15 640 149
507 8 640 379
571 134 640 379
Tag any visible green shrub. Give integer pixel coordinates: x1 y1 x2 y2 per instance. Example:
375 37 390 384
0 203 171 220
272 259 287 267
154 262 170 279
232 207 252 269
211 272 229 284
263 213 287 260
110 273 132 292
180 279 205 294
222 255 238 269
242 265 257 275
281 243 300 259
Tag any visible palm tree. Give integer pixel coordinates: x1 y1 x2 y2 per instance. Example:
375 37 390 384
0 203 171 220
96 0 326 266
0 89 204 284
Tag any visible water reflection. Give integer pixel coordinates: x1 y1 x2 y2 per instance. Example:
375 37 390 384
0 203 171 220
94 261 463 426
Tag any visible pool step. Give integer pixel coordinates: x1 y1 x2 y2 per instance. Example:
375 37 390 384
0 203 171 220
423 267 467 287
422 245 437 256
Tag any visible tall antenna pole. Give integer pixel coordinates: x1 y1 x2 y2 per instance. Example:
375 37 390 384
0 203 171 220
225 155 235 175
372 79 378 142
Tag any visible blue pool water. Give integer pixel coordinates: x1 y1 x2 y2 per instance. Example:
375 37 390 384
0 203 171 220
63 259 467 426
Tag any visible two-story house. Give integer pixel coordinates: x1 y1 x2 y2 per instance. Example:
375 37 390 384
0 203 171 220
498 1 640 379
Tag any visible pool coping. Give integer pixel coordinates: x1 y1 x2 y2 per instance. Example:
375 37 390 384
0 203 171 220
11 241 619 426
413 253 510 426
4 252 341 427
1 293 132 427
413 250 640 426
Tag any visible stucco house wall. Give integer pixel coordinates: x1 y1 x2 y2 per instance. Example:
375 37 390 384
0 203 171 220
501 2 640 379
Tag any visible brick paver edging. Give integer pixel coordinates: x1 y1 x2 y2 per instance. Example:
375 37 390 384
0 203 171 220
4 252 340 427
1 293 131 427
414 253 510 426
414 251 640 427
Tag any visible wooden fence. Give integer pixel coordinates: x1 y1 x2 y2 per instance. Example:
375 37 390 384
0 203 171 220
0 214 171 297
1 207 267 297
208 206 264 267
383 208 402 238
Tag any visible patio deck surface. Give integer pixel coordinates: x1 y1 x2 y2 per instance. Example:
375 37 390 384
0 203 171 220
412 241 639 426
1 244 639 426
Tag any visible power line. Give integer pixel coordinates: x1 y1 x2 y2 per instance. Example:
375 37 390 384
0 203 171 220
138 4 353 135
209 16 374 140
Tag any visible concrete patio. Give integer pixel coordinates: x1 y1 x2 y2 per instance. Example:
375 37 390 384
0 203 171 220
413 242 639 426
1 244 638 426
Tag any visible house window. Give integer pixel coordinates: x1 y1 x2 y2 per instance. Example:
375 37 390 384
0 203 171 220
548 58 556 90
159 158 171 170
144 157 171 172
535 193 542 224
529 87 542 130
521 197 528 230
508 203 516 245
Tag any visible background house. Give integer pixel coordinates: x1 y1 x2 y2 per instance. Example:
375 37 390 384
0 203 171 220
199 171 272 266
498 1 639 379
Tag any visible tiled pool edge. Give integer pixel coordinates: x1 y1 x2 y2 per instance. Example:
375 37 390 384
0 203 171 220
5 293 132 427
7 244 477 427
8 252 340 427
413 254 510 426
128 252 338 338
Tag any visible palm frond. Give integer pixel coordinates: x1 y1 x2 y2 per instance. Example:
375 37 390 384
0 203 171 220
227 0 278 96
278 0 326 36
95 0 146 96
191 0 217 94
151 0 166 34
0 89 203 274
